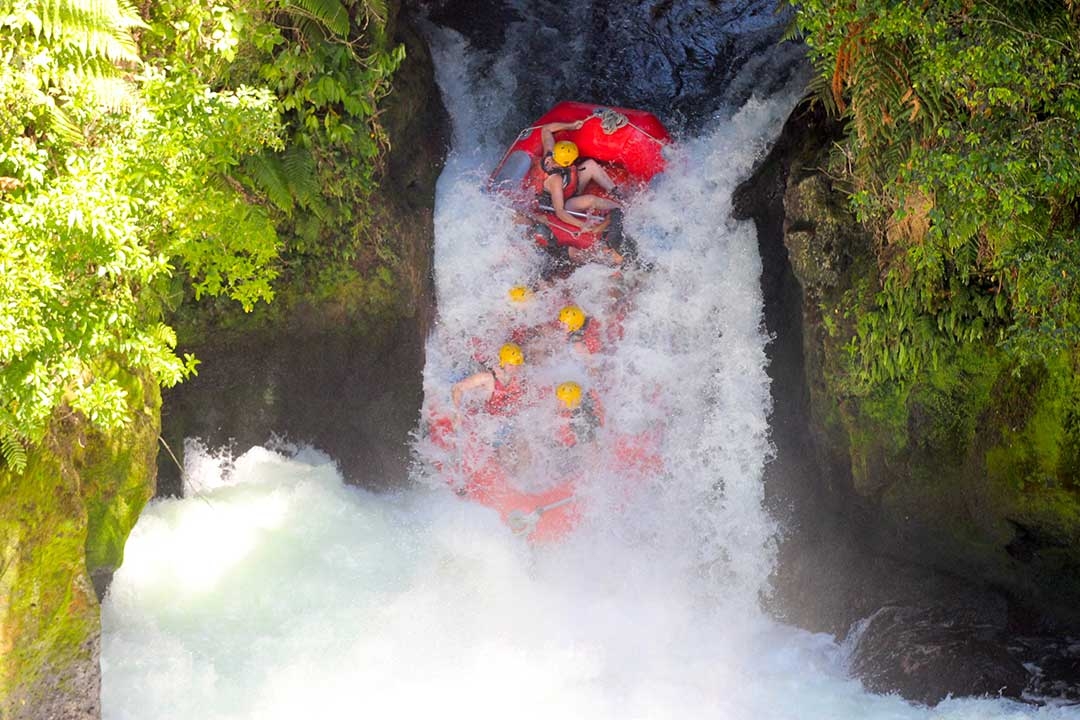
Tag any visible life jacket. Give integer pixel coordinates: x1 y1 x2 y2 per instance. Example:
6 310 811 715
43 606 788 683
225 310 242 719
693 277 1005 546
567 316 603 354
426 412 455 451
509 324 540 347
556 392 603 447
485 370 525 415
540 153 580 201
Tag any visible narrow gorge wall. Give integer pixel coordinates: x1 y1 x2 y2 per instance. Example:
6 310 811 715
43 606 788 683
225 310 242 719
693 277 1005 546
748 102 1080 642
158 4 447 492
0 368 159 719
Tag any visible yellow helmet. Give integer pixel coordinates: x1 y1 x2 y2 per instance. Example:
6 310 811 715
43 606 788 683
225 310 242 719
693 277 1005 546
558 305 586 333
556 381 582 410
508 285 532 303
499 342 524 367
552 140 579 167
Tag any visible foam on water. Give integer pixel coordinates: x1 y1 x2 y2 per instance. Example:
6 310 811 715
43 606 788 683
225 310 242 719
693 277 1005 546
103 445 1074 719
102 16 1079 720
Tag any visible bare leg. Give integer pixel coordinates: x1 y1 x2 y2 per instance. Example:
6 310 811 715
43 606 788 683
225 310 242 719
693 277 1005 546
575 159 617 192
566 194 620 213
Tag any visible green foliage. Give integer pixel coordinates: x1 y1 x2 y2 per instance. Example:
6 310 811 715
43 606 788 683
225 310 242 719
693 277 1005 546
0 0 146 135
789 0 1080 394
142 0 405 282
0 0 404 468
0 0 283 465
0 429 27 474
248 0 404 275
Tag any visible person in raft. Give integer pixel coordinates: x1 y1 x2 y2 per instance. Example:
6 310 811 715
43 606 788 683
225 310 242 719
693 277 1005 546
558 304 605 356
538 120 630 266
451 342 528 416
554 381 605 448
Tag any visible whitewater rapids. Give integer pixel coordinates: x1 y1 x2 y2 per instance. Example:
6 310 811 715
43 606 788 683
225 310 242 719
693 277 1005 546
101 17 1078 720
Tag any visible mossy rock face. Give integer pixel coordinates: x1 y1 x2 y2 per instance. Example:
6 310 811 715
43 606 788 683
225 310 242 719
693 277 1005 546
0 367 160 719
784 131 1080 629
783 173 862 294
867 352 1080 626
78 363 162 600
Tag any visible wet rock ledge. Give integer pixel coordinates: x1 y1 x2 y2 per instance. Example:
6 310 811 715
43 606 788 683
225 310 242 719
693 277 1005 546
738 96 1080 706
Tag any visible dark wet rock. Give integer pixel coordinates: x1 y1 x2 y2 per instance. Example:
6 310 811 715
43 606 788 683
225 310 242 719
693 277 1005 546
586 0 807 123
847 606 1030 705
422 0 523 52
1010 636 1080 703
782 172 862 293
414 0 806 130
159 320 427 492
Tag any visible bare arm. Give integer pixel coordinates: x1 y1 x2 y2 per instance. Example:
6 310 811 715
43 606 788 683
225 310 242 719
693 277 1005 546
540 119 585 154
545 175 586 228
452 371 495 407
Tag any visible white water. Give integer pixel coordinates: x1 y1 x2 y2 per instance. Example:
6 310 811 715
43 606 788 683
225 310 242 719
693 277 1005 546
102 15 1078 720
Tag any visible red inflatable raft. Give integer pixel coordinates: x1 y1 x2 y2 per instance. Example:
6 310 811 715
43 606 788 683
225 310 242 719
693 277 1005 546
422 405 579 543
459 457 579 544
487 101 671 251
422 404 664 544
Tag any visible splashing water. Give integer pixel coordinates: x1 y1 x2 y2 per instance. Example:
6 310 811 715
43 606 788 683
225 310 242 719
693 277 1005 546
101 19 1078 720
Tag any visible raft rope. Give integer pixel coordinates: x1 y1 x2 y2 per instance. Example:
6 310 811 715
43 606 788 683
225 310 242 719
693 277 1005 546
494 106 668 182
508 107 666 145
591 106 628 134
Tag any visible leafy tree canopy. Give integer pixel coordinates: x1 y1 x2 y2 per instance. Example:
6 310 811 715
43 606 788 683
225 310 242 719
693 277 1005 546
0 0 401 471
789 0 1080 390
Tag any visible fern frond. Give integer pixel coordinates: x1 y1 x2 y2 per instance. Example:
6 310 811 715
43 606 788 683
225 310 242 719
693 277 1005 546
779 11 803 44
282 0 350 37
30 89 84 143
246 153 295 213
1 428 28 475
290 16 328 45
806 71 841 117
35 0 142 65
71 26 140 64
281 145 319 206
86 75 134 111
356 0 388 41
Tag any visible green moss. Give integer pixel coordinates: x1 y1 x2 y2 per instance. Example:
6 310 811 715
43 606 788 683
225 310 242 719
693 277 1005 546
0 444 99 705
984 354 1074 491
173 254 405 347
78 363 161 586
823 299 1080 607
0 363 159 713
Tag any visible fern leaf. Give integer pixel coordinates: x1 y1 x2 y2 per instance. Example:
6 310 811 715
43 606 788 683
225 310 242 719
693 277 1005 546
1 429 28 475
31 89 84 143
34 0 142 65
246 153 295 214
283 0 350 37
281 146 320 206
87 75 134 111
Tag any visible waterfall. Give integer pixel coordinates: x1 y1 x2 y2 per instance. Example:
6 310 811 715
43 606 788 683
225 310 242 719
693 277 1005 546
100 12 1075 720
